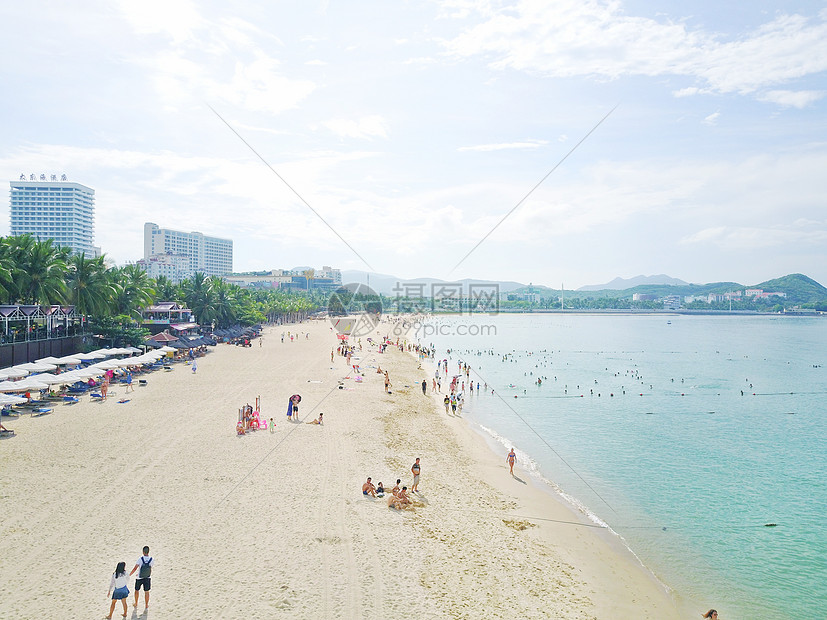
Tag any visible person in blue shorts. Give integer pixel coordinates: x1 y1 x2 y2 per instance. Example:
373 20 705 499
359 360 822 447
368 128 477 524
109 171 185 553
106 562 129 619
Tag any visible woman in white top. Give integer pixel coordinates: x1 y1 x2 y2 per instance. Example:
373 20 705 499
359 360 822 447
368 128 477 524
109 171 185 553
106 561 129 619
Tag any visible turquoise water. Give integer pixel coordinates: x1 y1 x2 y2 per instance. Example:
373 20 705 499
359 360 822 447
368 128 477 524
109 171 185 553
420 314 827 620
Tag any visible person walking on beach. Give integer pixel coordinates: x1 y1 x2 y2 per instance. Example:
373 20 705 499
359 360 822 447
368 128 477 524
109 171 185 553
129 546 154 610
421 379 427 395
125 372 134 393
506 448 517 475
106 561 129 619
411 458 421 492
192 360 197 373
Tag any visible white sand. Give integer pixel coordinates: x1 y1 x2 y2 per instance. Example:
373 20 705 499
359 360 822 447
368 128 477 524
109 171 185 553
0 319 686 619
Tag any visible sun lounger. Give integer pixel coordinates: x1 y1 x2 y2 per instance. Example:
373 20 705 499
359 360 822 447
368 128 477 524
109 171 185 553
138 379 147 386
90 392 104 401
32 407 53 416
63 396 79 404
0 427 15 438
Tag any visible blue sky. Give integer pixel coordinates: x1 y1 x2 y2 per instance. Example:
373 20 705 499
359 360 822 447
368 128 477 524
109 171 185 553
1 1 826 288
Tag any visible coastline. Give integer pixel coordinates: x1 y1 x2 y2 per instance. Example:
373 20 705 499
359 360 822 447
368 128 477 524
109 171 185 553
413 345 689 619
0 318 686 618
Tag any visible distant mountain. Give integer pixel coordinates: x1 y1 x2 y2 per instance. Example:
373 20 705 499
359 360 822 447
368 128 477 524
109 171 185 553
755 273 827 304
578 274 688 291
340 270 525 297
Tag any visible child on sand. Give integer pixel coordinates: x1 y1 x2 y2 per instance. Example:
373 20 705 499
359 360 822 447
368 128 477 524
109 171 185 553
269 418 275 433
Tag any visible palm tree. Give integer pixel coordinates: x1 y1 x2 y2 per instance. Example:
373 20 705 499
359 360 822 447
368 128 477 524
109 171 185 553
15 237 68 304
153 276 180 303
110 264 156 317
181 273 216 326
66 254 115 317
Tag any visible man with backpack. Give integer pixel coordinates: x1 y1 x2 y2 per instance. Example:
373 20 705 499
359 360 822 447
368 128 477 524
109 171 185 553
129 546 154 609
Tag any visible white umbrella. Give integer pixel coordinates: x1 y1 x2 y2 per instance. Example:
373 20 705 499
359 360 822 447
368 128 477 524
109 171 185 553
159 346 176 353
0 368 29 380
53 355 83 365
114 358 138 368
17 378 49 391
0 393 28 405
26 373 68 386
0 379 47 392
90 348 116 357
35 356 61 364
0 380 28 392
75 351 106 360
13 362 57 372
90 360 121 370
63 368 98 381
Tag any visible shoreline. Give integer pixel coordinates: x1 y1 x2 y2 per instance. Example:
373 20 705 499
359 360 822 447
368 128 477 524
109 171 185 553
413 345 690 618
0 318 688 618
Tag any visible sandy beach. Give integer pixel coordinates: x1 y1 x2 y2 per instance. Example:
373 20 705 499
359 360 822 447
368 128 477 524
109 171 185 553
0 318 685 619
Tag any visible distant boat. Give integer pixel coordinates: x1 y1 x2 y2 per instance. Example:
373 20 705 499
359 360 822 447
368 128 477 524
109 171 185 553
667 320 672 325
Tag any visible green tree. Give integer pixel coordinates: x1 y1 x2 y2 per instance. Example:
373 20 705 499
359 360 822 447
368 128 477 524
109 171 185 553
66 254 115 317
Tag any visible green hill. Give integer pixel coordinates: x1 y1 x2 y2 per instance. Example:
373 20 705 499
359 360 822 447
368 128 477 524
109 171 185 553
755 273 827 304
515 274 827 304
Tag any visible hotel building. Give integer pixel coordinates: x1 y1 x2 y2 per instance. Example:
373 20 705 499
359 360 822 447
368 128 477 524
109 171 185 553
9 175 100 257
140 222 233 282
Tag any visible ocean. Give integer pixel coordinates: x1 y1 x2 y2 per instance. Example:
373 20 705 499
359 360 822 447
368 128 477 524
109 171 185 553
418 313 827 620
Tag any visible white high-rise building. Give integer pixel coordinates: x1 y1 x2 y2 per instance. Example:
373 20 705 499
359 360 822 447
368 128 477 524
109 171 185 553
143 222 233 279
9 175 100 257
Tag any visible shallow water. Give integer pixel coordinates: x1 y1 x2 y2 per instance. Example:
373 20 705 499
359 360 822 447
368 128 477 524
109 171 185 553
421 314 827 620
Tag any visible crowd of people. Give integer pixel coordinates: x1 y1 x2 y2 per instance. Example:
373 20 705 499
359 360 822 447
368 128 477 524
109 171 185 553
361 457 421 510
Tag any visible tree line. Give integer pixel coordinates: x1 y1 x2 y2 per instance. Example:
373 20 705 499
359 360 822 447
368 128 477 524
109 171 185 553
0 235 321 342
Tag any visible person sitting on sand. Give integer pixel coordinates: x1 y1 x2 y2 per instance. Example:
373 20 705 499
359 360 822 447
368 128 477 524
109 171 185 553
306 413 323 425
362 477 376 497
376 482 385 497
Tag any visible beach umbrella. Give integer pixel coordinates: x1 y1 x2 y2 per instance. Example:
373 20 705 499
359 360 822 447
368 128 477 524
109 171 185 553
89 360 121 371
53 355 83 365
0 368 29 380
26 373 67 386
89 348 117 357
35 356 61 364
75 351 106 360
0 393 28 405
0 380 28 392
0 378 48 392
159 346 176 353
290 394 302 403
13 362 57 372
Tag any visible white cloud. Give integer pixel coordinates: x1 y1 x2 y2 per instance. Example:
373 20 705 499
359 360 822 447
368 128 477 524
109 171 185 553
444 2 827 101
759 90 825 108
458 140 548 152
702 112 720 125
681 225 827 250
321 116 389 139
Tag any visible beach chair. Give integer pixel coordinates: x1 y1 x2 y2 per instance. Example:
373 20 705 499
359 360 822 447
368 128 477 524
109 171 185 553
138 379 148 387
0 427 14 438
90 392 104 402
63 396 79 405
32 407 53 416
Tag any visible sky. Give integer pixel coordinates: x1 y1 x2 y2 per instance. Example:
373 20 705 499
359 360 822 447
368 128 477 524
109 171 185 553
1 0 826 289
